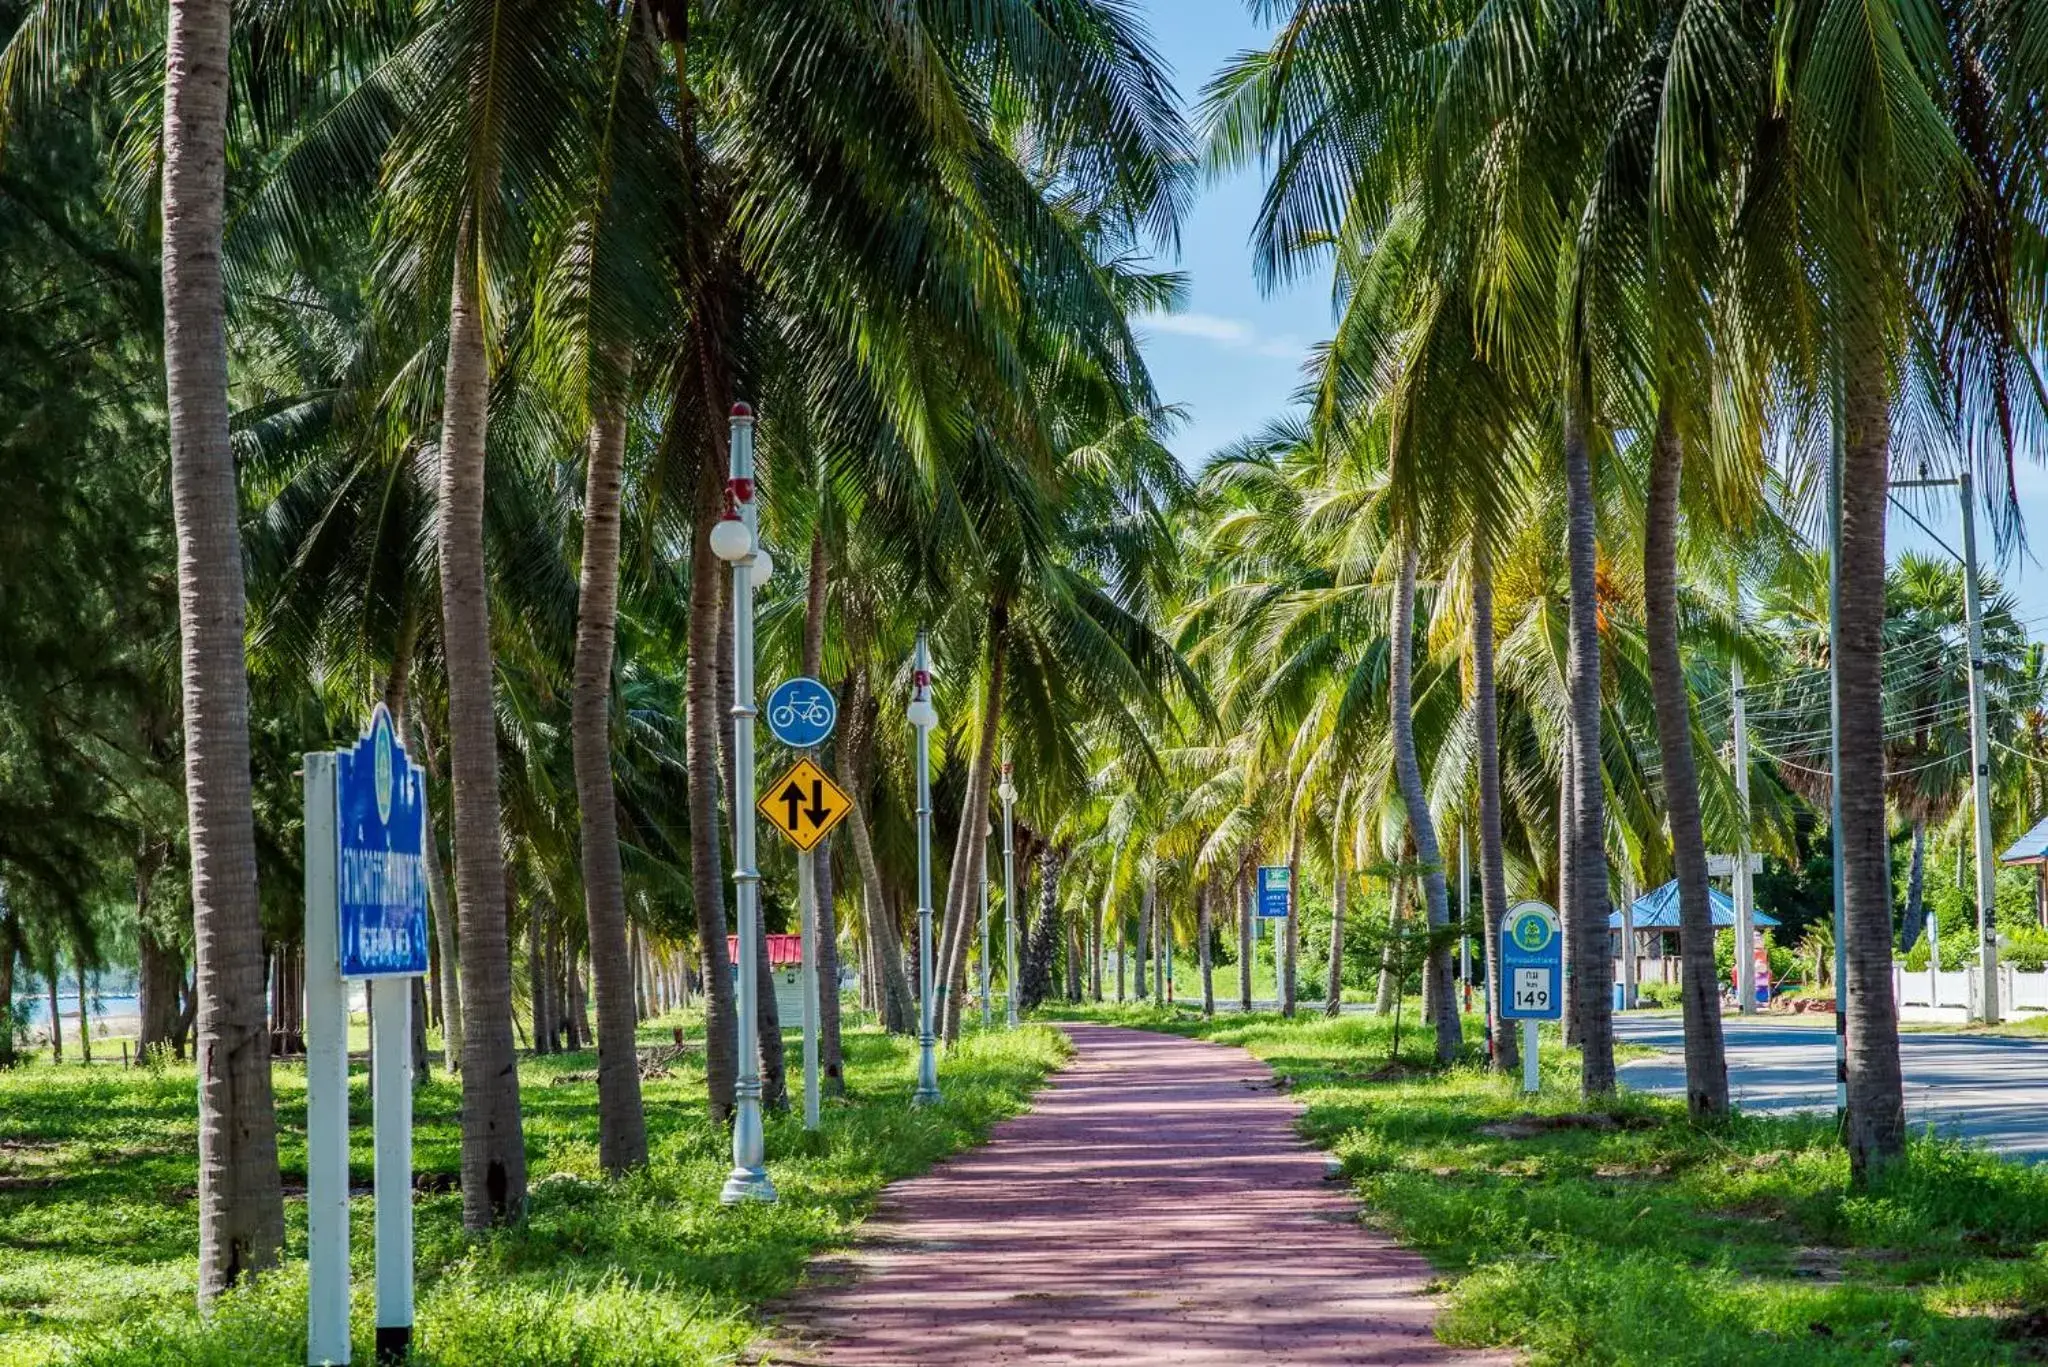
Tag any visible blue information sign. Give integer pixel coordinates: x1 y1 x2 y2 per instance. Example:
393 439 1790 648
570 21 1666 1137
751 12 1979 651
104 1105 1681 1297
1499 900 1563 1021
335 704 429 979
765 676 838 749
1256 866 1291 919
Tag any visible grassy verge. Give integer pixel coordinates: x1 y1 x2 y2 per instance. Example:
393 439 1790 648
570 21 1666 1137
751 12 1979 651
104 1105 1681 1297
0 1015 1065 1366
1042 1001 2048 1366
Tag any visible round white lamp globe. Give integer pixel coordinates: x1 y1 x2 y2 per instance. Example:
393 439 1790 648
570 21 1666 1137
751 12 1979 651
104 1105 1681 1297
907 696 939 729
749 542 775 585
709 517 751 563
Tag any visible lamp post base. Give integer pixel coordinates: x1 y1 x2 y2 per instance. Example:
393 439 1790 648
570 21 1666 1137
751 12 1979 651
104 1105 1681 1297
911 1087 942 1107
720 1166 778 1204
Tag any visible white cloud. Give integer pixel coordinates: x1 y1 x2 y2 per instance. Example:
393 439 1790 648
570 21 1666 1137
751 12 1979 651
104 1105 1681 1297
1139 310 1306 362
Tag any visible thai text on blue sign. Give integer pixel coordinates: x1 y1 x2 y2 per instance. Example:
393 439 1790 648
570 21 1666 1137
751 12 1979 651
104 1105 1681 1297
1499 900 1562 1021
336 704 430 979
765 676 837 749
1256 865 1291 919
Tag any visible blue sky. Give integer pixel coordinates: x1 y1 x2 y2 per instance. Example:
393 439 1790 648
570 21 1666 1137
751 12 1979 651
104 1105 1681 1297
1130 0 2048 629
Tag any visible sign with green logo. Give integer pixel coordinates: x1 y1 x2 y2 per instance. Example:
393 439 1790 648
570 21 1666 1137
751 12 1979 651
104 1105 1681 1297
1499 900 1562 1021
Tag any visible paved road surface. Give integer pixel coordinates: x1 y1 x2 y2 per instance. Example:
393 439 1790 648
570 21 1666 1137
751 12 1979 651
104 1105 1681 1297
765 1022 1507 1365
1615 1013 2048 1160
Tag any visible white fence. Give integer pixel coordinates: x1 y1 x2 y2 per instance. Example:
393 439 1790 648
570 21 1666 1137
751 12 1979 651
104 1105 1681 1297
1894 963 2048 1013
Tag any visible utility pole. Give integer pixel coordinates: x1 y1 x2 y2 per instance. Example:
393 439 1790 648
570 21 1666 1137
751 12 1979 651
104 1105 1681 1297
1892 473 2000 1023
1732 654 1757 1014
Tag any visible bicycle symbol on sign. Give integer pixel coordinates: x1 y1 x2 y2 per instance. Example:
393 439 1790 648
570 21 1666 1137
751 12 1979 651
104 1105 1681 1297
763 677 838 748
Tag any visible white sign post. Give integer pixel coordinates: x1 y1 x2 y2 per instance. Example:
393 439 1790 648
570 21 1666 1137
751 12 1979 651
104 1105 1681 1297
305 705 430 1364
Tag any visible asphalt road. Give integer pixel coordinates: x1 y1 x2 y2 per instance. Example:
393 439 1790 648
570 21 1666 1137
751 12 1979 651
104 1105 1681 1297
1614 1013 2048 1161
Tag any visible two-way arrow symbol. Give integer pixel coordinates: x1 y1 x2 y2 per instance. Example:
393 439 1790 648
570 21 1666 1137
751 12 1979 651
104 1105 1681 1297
778 780 832 829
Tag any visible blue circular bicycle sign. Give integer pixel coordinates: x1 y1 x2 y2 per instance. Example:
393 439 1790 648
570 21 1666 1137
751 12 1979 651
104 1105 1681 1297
765 676 837 748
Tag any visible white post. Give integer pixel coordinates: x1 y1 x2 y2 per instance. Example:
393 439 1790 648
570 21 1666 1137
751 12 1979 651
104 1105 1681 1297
371 975 413 1360
800 849 820 1131
304 753 350 1367
1960 473 2001 1024
720 402 775 1204
1522 1019 1539 1094
1000 758 1018 1027
1733 655 1757 1014
910 632 941 1103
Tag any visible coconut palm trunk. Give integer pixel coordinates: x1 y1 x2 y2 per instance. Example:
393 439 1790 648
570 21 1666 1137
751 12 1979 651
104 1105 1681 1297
161 0 285 1295
1472 542 1518 1071
1840 345 1906 1181
1902 821 1927 951
1198 880 1214 1017
1391 546 1461 1062
1236 858 1252 1010
1563 408 1615 1094
840 678 913 1034
800 529 845 1092
1324 818 1346 1017
1281 827 1300 1017
437 218 528 1226
1135 872 1152 998
686 457 739 1121
1643 406 1728 1120
938 605 1007 1041
572 391 647 1173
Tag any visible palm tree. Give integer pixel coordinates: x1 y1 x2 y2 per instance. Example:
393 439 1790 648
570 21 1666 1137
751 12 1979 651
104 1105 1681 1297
160 0 284 1297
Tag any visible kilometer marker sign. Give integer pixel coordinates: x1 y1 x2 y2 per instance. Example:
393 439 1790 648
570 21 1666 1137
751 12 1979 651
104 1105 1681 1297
759 757 852 852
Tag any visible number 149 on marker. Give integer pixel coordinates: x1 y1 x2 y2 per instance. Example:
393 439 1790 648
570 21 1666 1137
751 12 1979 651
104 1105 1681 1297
1512 969 1551 1013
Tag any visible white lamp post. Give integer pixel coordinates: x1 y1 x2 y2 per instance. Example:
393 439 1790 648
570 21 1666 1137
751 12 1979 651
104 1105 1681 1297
909 631 941 1104
999 756 1018 1027
718 402 775 1205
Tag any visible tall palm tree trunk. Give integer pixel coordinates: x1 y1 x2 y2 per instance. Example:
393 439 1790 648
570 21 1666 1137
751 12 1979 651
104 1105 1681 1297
1391 546 1461 1062
1281 827 1301 1017
1841 345 1905 1181
1472 543 1518 1071
937 606 1007 1041
1236 858 1252 1011
1564 407 1615 1094
1199 880 1214 1017
1902 820 1927 951
1092 879 1106 1001
801 529 844 1093
572 392 647 1173
1135 872 1152 998
162 0 284 1294
1644 406 1728 1120
686 457 739 1121
438 222 528 1226
1324 817 1347 1017
840 676 913 1033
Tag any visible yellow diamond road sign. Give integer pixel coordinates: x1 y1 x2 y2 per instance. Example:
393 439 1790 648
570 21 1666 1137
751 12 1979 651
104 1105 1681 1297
759 757 852 852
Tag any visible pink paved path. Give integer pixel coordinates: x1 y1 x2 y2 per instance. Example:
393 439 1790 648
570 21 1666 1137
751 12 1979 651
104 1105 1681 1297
763 1023 1512 1365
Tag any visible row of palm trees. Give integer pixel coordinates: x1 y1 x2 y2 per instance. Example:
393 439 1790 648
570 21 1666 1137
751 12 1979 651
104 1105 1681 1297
8 0 2048 1311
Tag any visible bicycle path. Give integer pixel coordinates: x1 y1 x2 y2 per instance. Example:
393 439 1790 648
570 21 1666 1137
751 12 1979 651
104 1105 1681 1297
763 1022 1511 1365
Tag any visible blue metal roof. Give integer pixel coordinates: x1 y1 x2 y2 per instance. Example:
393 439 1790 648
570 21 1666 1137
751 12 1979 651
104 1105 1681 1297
2000 814 2048 865
1608 879 1778 930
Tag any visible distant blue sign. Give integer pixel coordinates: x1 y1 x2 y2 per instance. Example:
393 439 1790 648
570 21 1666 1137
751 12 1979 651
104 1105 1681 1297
1500 901 1562 1021
335 705 429 979
765 676 837 749
1256 866 1291 919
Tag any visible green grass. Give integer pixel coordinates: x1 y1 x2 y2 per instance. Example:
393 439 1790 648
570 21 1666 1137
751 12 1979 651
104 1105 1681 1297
0 1013 1065 1366
1042 1000 2048 1366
